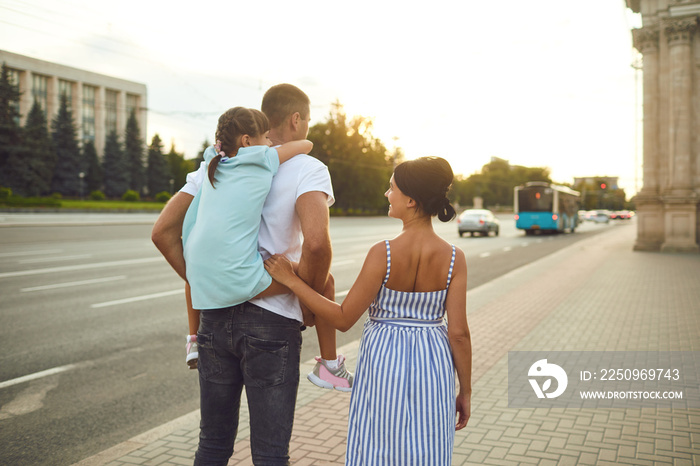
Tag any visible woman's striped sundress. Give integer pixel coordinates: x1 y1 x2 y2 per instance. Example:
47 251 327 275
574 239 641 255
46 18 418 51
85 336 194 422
346 240 457 466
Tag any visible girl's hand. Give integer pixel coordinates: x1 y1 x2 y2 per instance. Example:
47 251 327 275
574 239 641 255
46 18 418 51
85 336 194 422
264 255 297 287
455 392 471 430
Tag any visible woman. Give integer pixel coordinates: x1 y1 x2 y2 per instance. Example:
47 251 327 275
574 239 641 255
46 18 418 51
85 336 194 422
265 156 472 464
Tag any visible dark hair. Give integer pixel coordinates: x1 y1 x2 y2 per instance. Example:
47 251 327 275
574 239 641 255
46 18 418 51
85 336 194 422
261 84 310 127
393 156 456 222
208 107 269 187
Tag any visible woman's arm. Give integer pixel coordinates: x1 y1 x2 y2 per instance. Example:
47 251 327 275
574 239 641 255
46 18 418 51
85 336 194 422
444 248 472 430
265 242 386 332
275 139 313 164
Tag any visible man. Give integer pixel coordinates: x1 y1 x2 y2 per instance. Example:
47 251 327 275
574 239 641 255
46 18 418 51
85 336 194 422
151 84 346 465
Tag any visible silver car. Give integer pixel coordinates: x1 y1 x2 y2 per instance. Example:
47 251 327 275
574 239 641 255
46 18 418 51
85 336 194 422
457 209 500 237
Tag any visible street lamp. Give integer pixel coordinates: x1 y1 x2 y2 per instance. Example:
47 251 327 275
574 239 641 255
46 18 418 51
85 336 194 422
79 172 85 201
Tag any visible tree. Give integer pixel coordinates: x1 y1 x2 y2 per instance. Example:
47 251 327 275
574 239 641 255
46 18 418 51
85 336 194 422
17 101 55 196
165 141 193 192
451 160 551 208
0 63 23 188
308 101 392 213
146 134 171 196
124 110 144 194
51 93 82 196
102 130 129 198
82 140 102 193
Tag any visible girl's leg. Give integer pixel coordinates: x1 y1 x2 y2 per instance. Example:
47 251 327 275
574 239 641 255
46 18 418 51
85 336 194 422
185 283 199 369
186 282 200 335
315 275 337 361
307 274 353 391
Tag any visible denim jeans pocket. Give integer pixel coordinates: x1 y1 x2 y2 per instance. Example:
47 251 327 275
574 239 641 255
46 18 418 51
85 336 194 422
196 332 223 381
243 335 289 388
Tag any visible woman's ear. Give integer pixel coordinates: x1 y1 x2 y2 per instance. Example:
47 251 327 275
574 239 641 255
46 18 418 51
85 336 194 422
407 197 417 208
240 134 251 147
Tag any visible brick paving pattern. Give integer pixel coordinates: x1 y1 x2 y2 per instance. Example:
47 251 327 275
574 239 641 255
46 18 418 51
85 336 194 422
78 224 700 465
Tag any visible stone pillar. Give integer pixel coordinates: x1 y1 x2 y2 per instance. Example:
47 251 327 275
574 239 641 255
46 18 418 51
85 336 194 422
661 18 699 252
632 26 665 250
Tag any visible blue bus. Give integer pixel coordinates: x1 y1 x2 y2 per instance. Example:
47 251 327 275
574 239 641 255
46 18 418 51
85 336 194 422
514 182 580 235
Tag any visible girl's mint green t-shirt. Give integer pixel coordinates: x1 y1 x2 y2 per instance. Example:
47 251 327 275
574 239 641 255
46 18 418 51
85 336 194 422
183 144 279 309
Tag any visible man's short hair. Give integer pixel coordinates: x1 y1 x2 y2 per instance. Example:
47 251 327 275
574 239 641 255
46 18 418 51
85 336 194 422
261 84 310 128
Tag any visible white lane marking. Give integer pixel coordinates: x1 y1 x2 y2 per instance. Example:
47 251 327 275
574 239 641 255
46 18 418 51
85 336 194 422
479 252 491 258
0 364 78 390
0 249 63 258
21 275 127 292
19 254 92 264
0 257 162 279
332 235 385 244
503 247 512 252
336 289 350 298
91 289 183 308
332 259 356 267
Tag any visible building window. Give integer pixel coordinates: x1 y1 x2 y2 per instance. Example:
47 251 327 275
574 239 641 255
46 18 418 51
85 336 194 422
32 74 48 111
58 79 73 108
126 94 139 121
82 85 96 144
105 89 118 135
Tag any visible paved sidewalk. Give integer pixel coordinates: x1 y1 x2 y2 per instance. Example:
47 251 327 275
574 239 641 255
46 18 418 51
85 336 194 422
76 224 700 465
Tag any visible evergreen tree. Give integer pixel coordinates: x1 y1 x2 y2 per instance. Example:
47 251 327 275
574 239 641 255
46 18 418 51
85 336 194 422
165 141 192 190
124 110 144 194
17 101 55 196
0 63 23 188
51 93 82 196
102 130 129 198
82 140 102 193
146 134 171 196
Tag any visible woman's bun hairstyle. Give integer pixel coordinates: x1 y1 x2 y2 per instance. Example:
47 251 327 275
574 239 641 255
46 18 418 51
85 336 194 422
393 156 456 222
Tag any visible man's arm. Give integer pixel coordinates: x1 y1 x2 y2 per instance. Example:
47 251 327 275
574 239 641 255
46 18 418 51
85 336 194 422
151 191 194 281
296 191 333 328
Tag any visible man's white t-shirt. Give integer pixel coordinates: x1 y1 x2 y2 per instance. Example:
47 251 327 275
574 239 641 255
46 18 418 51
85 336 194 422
181 153 334 322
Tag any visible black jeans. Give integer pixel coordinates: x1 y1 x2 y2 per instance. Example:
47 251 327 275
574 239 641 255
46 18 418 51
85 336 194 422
194 302 302 466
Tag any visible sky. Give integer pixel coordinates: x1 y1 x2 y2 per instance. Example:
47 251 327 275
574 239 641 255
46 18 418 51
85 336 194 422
0 0 642 196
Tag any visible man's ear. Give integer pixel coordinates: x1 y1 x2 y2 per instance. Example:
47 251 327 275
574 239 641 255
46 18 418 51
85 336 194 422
290 112 301 131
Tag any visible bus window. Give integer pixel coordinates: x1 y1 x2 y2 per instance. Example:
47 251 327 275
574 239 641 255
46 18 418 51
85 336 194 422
518 188 553 212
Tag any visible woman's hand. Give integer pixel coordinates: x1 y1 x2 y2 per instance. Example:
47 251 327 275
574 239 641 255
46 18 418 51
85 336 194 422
264 255 298 287
455 392 471 430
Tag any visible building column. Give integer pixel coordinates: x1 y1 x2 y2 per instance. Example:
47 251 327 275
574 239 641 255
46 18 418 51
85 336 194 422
117 90 127 136
632 26 665 251
95 86 106 157
18 70 32 126
74 82 83 144
661 17 699 252
47 76 59 125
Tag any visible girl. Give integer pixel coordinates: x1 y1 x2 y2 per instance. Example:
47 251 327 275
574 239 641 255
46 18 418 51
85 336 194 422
182 107 352 391
265 156 472 464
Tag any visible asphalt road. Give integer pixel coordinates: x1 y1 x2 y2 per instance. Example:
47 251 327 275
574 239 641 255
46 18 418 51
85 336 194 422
0 213 622 465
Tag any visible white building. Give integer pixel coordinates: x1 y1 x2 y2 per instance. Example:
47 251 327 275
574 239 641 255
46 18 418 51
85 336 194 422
0 50 147 159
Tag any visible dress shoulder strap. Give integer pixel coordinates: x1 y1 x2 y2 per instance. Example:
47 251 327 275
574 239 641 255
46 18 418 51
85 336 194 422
383 240 391 285
446 244 456 287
